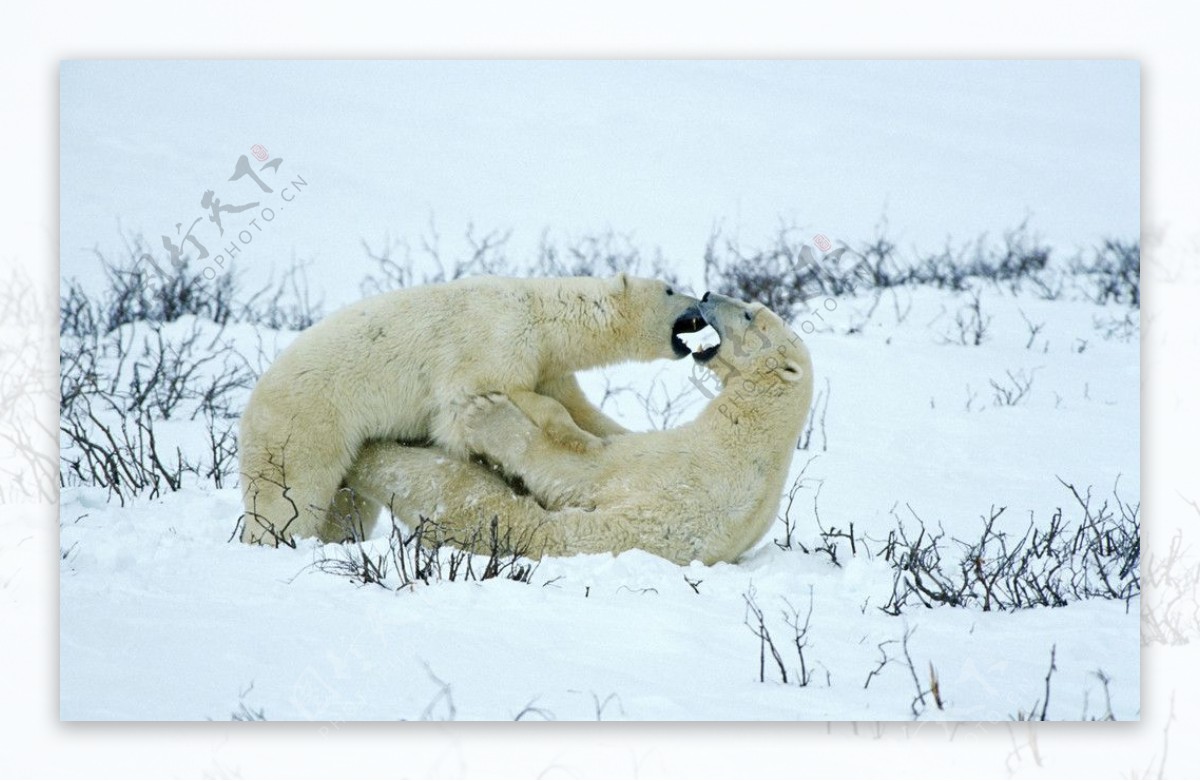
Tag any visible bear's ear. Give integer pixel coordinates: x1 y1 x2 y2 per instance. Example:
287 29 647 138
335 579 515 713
778 360 805 382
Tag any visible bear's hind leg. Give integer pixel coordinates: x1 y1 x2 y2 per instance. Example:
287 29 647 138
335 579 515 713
239 436 355 546
346 441 561 555
320 485 383 542
345 442 683 562
459 394 602 509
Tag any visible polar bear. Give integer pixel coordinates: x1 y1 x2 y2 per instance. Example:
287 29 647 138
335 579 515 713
239 274 704 545
345 293 813 565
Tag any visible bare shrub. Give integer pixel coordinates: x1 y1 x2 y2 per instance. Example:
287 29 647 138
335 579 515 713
989 368 1038 407
811 481 861 568
69 236 235 335
876 506 966 612
774 456 818 551
360 224 682 296
313 511 540 591
1072 239 1140 306
59 393 192 505
704 224 865 320
1093 310 1139 342
862 638 896 690
941 286 991 346
797 377 830 451
703 218 1138 325
229 682 268 721
1141 525 1200 646
0 268 56 502
778 477 1139 616
59 232 319 503
875 479 1140 615
64 233 321 339
740 588 826 690
238 256 322 330
911 222 1051 293
783 586 816 687
743 585 788 683
359 221 514 295
1010 645 1057 721
1018 309 1046 349
235 450 301 547
120 322 253 420
987 221 1052 284
532 228 680 286
912 242 972 291
59 320 255 501
634 371 697 430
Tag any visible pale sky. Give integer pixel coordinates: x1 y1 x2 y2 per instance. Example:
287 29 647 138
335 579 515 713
61 60 1139 304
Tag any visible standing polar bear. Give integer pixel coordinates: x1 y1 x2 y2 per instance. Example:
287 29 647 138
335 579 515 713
346 292 814 565
239 274 704 545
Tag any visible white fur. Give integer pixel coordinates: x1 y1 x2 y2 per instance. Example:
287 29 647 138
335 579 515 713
239 274 699 544
347 294 814 565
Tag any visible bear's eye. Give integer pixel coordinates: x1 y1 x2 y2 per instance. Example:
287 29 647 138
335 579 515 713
744 311 753 321
665 287 675 296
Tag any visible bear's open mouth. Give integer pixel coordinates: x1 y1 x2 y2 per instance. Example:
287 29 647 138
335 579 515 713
680 323 721 363
693 340 721 363
671 308 707 358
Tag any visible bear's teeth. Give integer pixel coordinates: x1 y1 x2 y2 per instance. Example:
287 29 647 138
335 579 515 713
678 325 720 353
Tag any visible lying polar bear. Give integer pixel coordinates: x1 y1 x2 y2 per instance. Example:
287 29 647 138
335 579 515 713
239 274 704 545
346 293 813 565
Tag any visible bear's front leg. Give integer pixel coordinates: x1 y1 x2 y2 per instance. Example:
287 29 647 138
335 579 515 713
505 388 606 453
461 394 601 509
536 374 630 439
454 393 538 468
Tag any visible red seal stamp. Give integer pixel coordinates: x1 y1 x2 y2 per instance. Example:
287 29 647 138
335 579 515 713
813 233 832 252
251 144 269 162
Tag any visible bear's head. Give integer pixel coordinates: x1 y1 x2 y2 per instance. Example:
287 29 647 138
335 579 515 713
693 292 812 410
609 273 706 361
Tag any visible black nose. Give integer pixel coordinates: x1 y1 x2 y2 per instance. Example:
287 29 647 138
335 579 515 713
701 292 710 302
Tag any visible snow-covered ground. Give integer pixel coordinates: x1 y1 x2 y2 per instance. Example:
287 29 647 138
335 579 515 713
59 277 1140 721
55 59 1142 724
